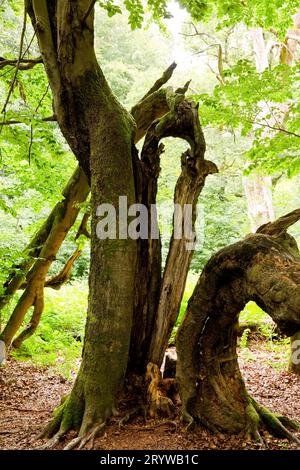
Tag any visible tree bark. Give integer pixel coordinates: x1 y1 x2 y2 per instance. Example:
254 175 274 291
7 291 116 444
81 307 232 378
0 59 178 357
177 209 300 441
128 96 217 376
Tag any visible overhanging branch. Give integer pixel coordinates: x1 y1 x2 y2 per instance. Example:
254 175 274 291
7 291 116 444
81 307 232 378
0 57 42 70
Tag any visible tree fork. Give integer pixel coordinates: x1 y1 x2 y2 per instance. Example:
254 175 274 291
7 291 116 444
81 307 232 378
127 93 217 418
0 60 179 357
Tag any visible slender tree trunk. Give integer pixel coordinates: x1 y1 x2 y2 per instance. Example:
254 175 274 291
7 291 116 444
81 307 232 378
0 167 89 349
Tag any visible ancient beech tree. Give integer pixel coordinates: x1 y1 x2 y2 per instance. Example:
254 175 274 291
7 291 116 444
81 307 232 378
1 0 299 450
1 0 215 449
177 209 300 443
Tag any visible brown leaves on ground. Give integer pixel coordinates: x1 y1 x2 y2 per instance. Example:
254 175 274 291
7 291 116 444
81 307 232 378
0 340 299 450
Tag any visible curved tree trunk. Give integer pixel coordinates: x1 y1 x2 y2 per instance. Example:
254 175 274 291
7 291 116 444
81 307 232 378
0 167 89 349
177 209 300 442
0 168 85 312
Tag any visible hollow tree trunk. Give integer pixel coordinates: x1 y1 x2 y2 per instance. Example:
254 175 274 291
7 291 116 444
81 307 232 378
242 174 274 232
177 209 300 441
128 97 217 377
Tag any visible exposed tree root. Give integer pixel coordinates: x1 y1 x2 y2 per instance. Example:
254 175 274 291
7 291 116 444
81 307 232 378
63 423 106 450
146 362 176 418
119 405 147 427
247 396 300 445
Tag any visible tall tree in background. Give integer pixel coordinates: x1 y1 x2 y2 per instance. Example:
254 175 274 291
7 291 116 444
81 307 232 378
183 1 300 373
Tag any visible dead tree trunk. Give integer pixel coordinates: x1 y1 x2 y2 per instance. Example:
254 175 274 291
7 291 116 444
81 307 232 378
177 209 300 443
127 94 217 418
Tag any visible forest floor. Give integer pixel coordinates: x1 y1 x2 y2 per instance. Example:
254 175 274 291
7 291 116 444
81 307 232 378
0 339 300 451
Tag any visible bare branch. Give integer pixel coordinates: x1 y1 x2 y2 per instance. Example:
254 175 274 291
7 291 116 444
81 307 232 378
141 62 177 101
1 8 27 115
0 57 42 71
245 119 300 138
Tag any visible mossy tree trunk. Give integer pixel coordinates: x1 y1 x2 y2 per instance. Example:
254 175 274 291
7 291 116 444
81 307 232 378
177 209 300 441
0 55 178 358
21 0 216 447
0 167 87 313
126 95 217 418
23 0 138 438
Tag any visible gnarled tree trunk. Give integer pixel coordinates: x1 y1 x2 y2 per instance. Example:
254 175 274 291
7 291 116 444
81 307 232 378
177 209 300 442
